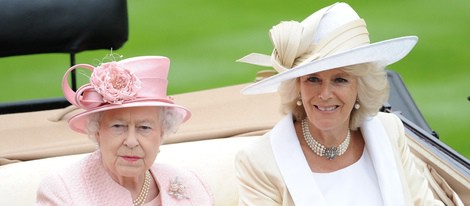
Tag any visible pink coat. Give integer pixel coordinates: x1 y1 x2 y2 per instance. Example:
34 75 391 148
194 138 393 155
36 151 214 205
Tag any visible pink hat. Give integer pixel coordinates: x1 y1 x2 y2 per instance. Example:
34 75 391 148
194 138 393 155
62 56 191 134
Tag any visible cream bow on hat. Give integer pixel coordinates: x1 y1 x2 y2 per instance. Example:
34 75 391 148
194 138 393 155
238 2 418 95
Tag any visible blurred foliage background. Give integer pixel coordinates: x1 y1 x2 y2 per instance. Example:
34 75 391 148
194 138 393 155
0 0 468 158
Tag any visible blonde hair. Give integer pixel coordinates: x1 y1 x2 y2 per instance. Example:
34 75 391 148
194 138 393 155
278 63 389 130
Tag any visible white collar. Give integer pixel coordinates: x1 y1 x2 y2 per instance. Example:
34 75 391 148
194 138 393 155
270 114 406 206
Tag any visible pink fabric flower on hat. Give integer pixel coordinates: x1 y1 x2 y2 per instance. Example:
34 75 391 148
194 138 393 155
90 62 142 104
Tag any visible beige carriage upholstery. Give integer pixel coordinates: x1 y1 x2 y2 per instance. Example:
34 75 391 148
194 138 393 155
0 84 468 205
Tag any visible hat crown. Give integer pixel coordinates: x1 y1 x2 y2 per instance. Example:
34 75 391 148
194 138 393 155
310 3 361 44
268 2 370 72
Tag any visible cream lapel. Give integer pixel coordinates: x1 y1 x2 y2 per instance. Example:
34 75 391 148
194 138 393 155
361 115 406 205
270 114 327 206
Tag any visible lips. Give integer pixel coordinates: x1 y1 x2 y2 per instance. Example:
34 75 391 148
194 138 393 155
121 155 142 162
315 105 339 111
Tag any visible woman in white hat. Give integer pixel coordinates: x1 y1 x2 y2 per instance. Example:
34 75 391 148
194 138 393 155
235 3 443 205
36 56 214 205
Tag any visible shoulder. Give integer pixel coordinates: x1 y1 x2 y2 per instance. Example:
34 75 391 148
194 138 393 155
234 132 285 186
235 133 273 167
38 151 106 192
36 153 99 205
235 114 296 171
236 114 293 161
375 112 404 135
370 112 407 149
39 152 96 185
237 133 271 155
375 112 401 124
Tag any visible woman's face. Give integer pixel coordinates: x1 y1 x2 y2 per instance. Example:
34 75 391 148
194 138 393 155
96 107 162 178
298 68 358 131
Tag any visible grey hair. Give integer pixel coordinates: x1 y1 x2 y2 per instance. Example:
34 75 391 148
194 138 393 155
86 107 184 142
278 63 389 130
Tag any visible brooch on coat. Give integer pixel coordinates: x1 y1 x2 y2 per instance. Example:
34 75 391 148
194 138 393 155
168 176 190 200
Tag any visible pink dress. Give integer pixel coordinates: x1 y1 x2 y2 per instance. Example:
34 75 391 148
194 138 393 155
36 151 214 205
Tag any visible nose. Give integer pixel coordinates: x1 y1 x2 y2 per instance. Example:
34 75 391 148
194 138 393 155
124 127 139 148
318 83 333 100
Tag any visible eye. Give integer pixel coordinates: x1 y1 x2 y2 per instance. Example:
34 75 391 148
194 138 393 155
334 77 348 83
139 125 152 130
137 124 154 134
111 124 127 129
109 124 127 134
307 76 321 83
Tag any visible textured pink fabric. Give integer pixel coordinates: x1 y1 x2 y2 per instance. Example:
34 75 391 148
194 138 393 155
36 151 214 205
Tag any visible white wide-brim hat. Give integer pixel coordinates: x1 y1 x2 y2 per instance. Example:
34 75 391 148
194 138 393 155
238 2 418 95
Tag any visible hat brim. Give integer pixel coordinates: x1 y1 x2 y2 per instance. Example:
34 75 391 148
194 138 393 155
68 101 191 134
241 36 418 95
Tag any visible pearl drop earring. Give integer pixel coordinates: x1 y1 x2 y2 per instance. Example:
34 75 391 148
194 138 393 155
296 93 302 106
354 100 360 109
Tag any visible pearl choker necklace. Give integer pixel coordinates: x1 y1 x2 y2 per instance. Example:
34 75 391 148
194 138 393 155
301 119 351 160
133 170 151 206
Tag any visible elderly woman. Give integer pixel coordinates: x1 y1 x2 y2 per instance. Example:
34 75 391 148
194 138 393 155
235 3 444 206
36 56 214 205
